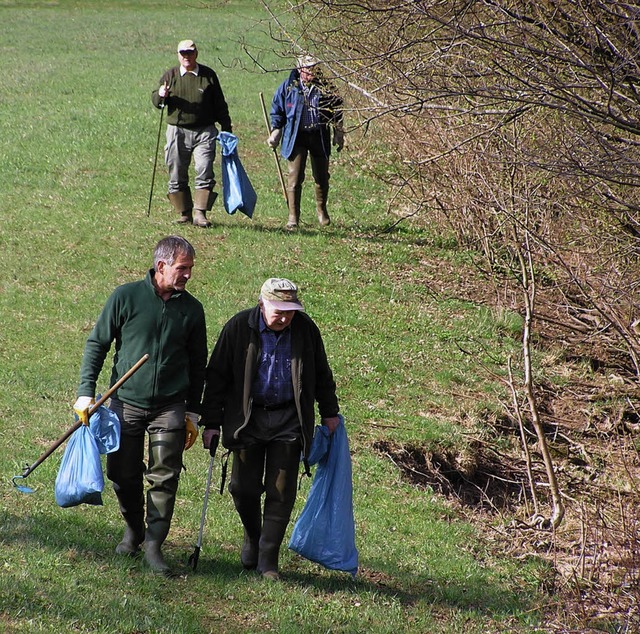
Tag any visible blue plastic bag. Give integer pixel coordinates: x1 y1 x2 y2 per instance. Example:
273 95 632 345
217 131 257 218
54 424 104 508
288 416 359 576
88 404 120 454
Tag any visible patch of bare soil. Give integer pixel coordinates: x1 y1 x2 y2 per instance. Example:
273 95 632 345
379 254 640 632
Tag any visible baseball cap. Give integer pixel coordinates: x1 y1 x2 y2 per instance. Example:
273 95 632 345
297 54 318 69
177 39 197 52
260 278 304 311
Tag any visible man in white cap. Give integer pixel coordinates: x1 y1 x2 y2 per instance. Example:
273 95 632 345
268 55 344 229
199 278 341 580
152 39 233 227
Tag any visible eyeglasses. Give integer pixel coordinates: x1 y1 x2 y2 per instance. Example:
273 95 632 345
179 50 196 56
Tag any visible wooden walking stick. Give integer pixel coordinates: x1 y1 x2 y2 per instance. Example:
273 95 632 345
259 92 288 202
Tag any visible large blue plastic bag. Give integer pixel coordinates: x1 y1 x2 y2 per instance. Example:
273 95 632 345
217 131 257 218
288 416 359 576
89 404 120 454
54 425 104 508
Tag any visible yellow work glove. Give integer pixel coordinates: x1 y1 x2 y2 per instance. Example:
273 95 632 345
73 396 95 426
185 412 200 450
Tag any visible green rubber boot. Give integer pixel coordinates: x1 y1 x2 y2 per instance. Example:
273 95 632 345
192 188 216 228
168 189 193 224
286 188 302 230
143 430 183 577
229 446 265 570
315 184 330 226
107 428 145 557
257 442 300 580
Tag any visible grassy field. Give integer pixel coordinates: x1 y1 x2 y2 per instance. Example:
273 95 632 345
0 1 549 632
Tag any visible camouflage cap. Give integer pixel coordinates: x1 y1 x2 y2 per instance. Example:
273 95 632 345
260 278 304 311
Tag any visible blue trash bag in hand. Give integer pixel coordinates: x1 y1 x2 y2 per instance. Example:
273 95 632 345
217 131 257 218
54 424 104 508
288 416 359 576
88 403 120 454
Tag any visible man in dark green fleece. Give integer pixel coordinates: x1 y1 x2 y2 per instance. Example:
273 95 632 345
152 39 233 228
74 235 207 577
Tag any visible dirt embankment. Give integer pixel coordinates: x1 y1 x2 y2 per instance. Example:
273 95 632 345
377 256 640 632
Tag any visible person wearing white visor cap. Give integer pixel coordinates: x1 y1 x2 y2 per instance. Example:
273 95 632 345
152 39 233 227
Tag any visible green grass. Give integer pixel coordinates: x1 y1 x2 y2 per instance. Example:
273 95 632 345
0 1 549 632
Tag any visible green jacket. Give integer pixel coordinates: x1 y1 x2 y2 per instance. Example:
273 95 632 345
200 305 339 459
151 64 232 131
77 270 207 413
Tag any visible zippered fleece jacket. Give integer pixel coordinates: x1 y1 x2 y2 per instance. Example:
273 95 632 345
77 270 207 413
200 305 339 459
151 64 232 131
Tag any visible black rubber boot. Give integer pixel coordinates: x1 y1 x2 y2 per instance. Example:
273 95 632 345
229 446 265 570
115 522 145 557
241 529 260 570
107 429 145 557
143 430 183 577
257 441 301 580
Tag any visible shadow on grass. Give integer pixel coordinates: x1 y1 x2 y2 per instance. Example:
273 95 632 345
280 558 536 620
1 505 537 622
0 505 245 582
211 214 437 247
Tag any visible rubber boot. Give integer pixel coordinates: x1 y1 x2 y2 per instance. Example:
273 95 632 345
107 431 146 557
229 446 265 570
286 188 302 230
115 520 145 557
257 442 300 580
143 430 183 577
193 189 216 228
315 184 331 226
168 190 193 224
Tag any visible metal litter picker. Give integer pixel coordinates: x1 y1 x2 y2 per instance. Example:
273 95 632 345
12 354 149 493
188 446 217 572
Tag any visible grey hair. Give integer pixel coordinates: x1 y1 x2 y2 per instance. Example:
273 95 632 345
153 235 195 269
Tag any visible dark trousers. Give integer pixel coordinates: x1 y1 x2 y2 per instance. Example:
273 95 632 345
228 403 302 573
107 399 185 544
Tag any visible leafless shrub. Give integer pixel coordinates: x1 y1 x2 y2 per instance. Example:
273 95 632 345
259 0 640 374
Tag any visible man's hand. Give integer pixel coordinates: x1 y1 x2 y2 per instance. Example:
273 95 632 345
321 416 341 434
202 428 220 457
185 412 200 450
267 128 282 149
73 396 95 426
332 128 344 152
158 82 170 99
